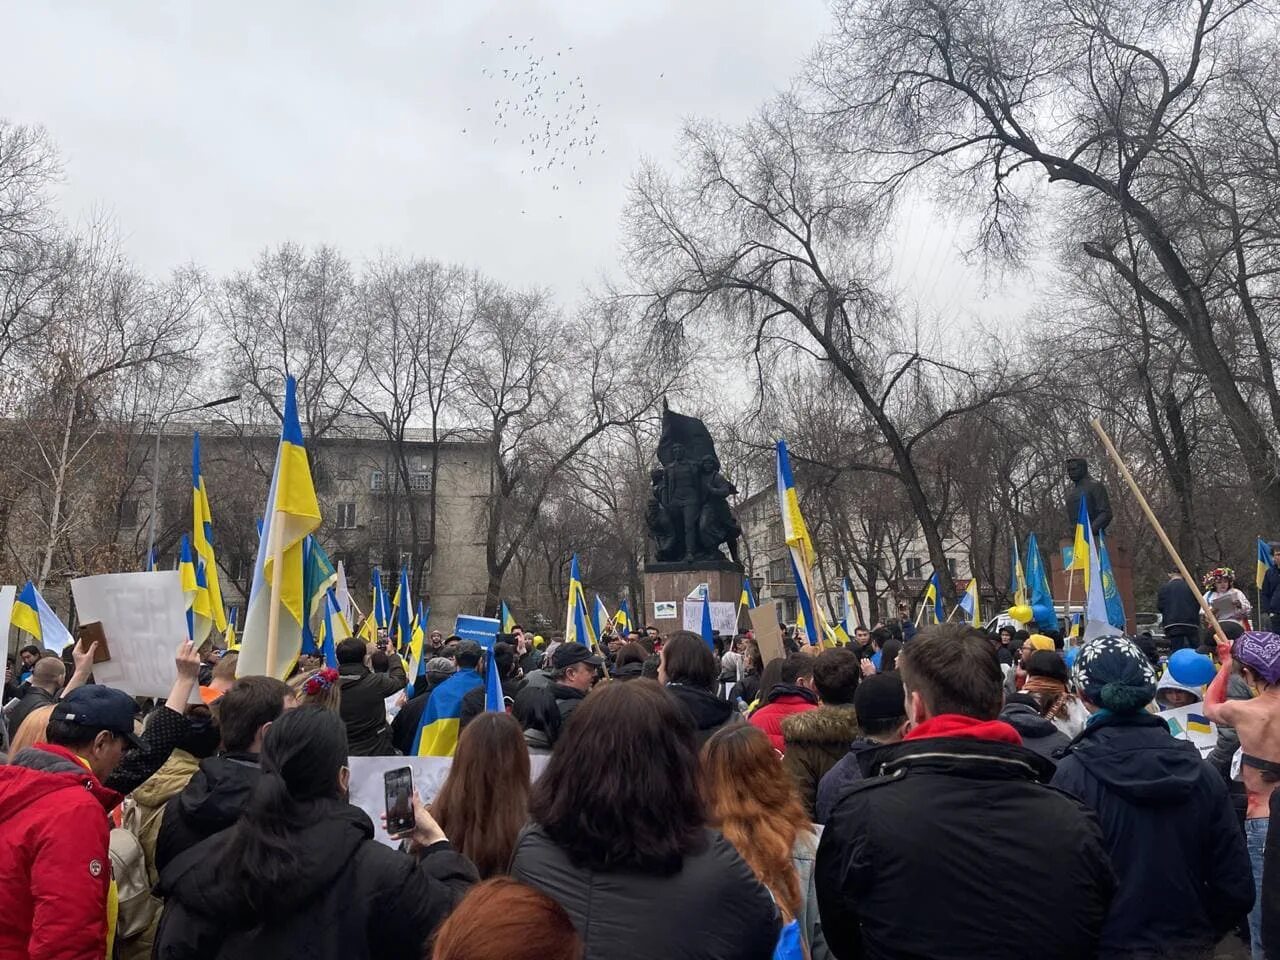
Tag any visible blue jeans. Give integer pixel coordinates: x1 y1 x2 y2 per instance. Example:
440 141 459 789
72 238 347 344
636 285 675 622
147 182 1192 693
1247 817 1269 960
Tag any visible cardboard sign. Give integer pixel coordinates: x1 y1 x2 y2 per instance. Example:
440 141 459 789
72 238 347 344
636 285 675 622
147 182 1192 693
682 600 738 638
454 615 500 650
1160 703 1217 758
652 601 678 620
70 571 193 700
749 605 786 667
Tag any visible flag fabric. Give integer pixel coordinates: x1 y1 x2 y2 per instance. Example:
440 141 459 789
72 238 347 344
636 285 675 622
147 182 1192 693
1096 533 1126 631
191 432 227 644
302 537 338 651
700 598 715 650
777 440 823 646
958 579 981 627
413 669 483 756
225 605 239 650
405 602 429 697
178 534 201 642
371 567 390 630
922 571 944 624
841 578 858 634
1259 538 1274 591
235 376 323 680
357 611 378 644
564 554 597 649
484 643 504 712
1069 497 1090 579
500 600 517 633
1081 503 1114 642
335 560 351 622
1070 612 1082 640
393 567 412 652
1025 533 1056 629
615 600 632 637
11 581 72 652
144 548 158 573
1010 538 1028 608
320 590 343 669
592 595 611 642
740 577 759 611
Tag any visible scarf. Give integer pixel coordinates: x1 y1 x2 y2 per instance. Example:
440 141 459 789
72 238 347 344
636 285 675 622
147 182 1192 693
1022 676 1071 721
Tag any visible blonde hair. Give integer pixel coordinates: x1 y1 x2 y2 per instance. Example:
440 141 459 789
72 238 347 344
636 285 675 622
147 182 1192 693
290 667 342 712
8 704 55 756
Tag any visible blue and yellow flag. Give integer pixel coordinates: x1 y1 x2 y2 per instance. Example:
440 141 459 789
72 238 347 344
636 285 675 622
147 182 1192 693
235 376 322 680
957 579 981 627
1010 537 1028 609
393 566 412 652
841 578 857 634
143 548 158 573
922 571 944 623
370 567 391 630
615 599 632 637
1068 497 1090 580
413 669 483 756
225 605 239 650
484 643 504 712
302 537 338 654
1258 538 1274 591
776 440 823 646
191 433 227 644
500 600 517 633
592 595 612 641
405 601 429 697
740 577 758 611
1025 533 1056 629
178 534 202 642
11 581 72 652
564 554 597 649
319 589 345 669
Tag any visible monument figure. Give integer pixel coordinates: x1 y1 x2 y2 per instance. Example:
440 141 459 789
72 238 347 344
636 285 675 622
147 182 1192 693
1065 457 1113 537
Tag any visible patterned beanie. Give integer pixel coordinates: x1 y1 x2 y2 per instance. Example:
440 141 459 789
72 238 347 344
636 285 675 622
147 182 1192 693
1072 635 1157 714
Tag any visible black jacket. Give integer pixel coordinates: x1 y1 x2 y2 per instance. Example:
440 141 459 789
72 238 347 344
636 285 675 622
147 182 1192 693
814 738 884 824
816 736 1114 960
665 683 743 746
510 824 779 960
153 799 477 960
155 752 261 873
999 701 1070 760
5 685 56 738
1158 578 1203 634
338 662 407 756
1051 714 1254 959
551 683 587 721
1262 563 1280 618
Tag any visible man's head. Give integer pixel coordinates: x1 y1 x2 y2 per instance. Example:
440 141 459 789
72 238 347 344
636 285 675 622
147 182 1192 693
426 657 457 685
658 631 717 689
215 675 297 754
335 638 367 666
30 655 67 694
19 645 40 668
1234 632 1280 691
854 672 908 741
455 640 484 672
46 685 143 782
645 625 659 640
898 624 1003 725
551 642 604 692
854 626 870 648
780 652 817 693
428 629 444 650
210 651 239 687
813 648 861 705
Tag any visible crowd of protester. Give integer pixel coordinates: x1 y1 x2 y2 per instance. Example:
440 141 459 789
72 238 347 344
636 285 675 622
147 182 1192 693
4 570 1280 959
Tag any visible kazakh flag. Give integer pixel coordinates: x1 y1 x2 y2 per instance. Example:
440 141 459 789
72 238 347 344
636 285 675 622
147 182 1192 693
564 554 597 649
700 597 715 650
191 433 227 644
178 534 202 642
922 571 944 624
1025 533 1056 629
776 440 823 646
11 581 72 652
406 601 429 697
302 536 338 655
235 376 322 680
958 579 981 627
1068 497 1090 580
413 669 483 756
1258 538 1274 591
614 599 633 637
1096 533 1126 631
500 600 517 633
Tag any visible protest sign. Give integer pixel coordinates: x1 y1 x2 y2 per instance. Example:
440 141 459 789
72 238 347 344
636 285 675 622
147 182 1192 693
0 585 14 653
682 600 737 637
749 605 785 666
652 601 677 620
455 614 500 649
1160 704 1217 758
70 571 193 700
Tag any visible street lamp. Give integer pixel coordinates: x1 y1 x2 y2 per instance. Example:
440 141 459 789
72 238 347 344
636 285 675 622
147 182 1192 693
146 393 241 561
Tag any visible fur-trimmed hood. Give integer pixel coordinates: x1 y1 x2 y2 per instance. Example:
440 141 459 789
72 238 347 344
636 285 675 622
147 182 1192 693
781 704 860 745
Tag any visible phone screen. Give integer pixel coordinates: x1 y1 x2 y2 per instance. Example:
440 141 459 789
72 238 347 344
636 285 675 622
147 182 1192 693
384 766 414 835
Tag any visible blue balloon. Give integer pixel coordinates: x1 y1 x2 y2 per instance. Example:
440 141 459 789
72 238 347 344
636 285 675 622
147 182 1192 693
1168 648 1216 687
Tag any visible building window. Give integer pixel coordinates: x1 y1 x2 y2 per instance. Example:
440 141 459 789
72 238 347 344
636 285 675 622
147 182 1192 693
336 502 357 529
905 557 922 578
119 499 139 528
370 471 385 492
409 472 431 493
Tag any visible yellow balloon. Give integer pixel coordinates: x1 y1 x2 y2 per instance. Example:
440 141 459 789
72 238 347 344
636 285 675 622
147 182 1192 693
1008 604 1034 624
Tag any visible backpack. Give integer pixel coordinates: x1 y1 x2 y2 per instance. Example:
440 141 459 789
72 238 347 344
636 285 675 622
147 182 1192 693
109 823 160 940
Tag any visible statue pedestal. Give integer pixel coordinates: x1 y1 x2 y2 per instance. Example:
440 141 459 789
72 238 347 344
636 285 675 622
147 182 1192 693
642 561 743 634
1049 538 1136 635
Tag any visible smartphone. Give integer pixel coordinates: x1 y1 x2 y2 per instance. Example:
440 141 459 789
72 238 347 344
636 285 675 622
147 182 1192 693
77 622 112 663
384 766 415 836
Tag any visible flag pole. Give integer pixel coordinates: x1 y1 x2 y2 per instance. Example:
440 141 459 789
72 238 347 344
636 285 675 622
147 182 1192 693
1089 419 1229 647
264 508 285 677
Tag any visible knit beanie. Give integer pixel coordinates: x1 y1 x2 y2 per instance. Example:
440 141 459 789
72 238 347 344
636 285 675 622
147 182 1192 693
853 673 906 727
1072 635 1157 714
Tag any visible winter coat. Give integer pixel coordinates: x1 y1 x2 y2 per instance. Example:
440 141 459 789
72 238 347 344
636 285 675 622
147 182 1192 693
153 799 477 960
793 828 831 960
523 726 553 756
782 704 860 818
551 683 588 721
999 701 1070 760
5 683 55 737
1051 713 1254 959
749 684 819 752
1262 563 1280 619
338 661 406 756
665 683 743 746
611 661 644 681
128 748 201 886
0 743 122 960
510 824 780 960
1158 578 1203 635
814 738 885 825
108 705 192 796
816 717 1115 960
730 672 760 706
155 752 261 874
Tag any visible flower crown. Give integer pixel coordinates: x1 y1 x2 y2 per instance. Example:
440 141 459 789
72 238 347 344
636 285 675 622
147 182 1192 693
303 667 339 697
1203 567 1235 590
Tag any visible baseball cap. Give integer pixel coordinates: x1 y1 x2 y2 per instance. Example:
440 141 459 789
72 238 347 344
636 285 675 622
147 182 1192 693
454 640 484 668
51 686 144 749
551 642 604 670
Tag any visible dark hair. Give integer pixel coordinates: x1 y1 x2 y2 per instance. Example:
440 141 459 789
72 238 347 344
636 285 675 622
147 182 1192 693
661 631 717 689
494 642 517 680
513 685 563 746
433 713 531 879
431 878 582 960
335 638 366 665
862 713 907 738
812 648 860 704
216 675 294 753
898 625 1003 720
998 626 1016 642
220 706 347 910
641 654 660 679
879 638 902 673
1025 650 1069 683
530 680 705 874
615 642 648 670
369 650 390 672
780 653 815 685
885 620 905 642
869 627 891 650
456 643 483 669
19 644 40 659
45 718 112 751
177 703 220 759
756 657 787 703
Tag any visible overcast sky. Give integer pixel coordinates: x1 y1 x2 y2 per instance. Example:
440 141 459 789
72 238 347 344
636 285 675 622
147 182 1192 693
1 0 1035 323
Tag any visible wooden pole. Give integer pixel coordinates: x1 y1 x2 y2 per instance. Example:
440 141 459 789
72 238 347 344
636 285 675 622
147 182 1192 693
264 509 285 678
1089 419 1229 648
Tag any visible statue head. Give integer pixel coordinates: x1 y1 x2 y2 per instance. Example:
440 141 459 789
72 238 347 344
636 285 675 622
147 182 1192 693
671 442 685 461
700 454 718 473
1065 458 1089 483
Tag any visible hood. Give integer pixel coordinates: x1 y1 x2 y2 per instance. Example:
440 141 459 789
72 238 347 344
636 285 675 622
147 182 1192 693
905 714 1022 746
338 664 368 688
612 661 644 680
131 749 201 807
781 704 860 745
1 743 120 816
177 753 262 829
1155 669 1204 708
1065 713 1202 804
666 683 736 730
524 727 553 751
164 800 375 915
761 684 820 708
999 702 1061 741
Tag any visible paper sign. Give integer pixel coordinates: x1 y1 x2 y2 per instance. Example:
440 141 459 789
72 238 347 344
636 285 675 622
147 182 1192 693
1160 704 1217 758
653 601 678 620
686 583 709 601
749 605 786 667
70 571 191 699
0 584 15 652
682 600 738 637
349 754 550 846
455 614 500 650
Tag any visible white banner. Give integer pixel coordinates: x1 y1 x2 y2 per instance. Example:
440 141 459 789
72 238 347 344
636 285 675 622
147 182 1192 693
1160 704 1217 758
652 601 678 620
681 600 738 638
0 584 15 653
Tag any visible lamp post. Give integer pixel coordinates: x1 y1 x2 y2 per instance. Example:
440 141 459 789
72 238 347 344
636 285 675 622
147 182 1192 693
146 393 241 563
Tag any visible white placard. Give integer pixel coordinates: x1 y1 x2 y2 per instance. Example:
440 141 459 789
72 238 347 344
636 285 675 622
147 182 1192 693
349 753 550 846
70 571 191 700
0 584 15 652
681 600 738 638
652 601 678 620
1160 704 1217 758
686 582 709 601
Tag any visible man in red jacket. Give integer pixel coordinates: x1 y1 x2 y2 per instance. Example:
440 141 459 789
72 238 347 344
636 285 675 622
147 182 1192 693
749 652 819 751
0 684 142 960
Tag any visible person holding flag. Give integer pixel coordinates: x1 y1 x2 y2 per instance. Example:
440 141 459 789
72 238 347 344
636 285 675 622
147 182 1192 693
1259 540 1280 634
615 599 633 638
334 635 406 756
413 640 486 756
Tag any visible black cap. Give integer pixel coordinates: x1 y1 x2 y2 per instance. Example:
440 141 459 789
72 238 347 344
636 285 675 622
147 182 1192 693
454 640 483 668
552 642 604 670
853 673 906 726
51 686 143 748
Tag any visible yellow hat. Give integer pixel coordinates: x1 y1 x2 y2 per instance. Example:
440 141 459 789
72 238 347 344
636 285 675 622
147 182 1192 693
1028 634 1055 652
533 634 546 648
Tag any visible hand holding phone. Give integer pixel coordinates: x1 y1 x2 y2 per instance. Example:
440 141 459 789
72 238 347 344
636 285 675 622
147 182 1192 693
384 766 415 836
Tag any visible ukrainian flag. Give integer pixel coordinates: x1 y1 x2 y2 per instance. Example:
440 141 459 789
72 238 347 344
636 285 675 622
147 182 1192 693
841 577 857 634
406 601 429 696
500 600 517 633
11 581 72 652
191 433 226 644
319 588 351 669
958 579 981 627
1069 497 1090 581
1258 538 1274 591
225 605 239 650
179 534 202 641
235 376 322 680
1010 538 1028 608
484 643 504 712
923 572 944 623
776 440 823 646
144 548 158 573
614 599 632 637
564 554 597 649
740 577 758 611
371 567 390 630
413 669 483 755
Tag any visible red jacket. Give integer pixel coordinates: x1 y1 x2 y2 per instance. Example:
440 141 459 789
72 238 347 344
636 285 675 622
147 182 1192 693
0 743 121 960
749 686 819 752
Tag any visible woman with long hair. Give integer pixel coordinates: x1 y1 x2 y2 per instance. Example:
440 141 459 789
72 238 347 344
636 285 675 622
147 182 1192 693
431 878 582 960
432 712 531 878
512 685 561 756
291 667 342 711
1021 651 1088 737
510 681 778 960
702 724 829 958
5 704 54 757
154 706 477 960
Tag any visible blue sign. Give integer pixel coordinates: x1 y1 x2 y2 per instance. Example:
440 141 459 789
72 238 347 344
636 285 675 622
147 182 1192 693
455 614 500 650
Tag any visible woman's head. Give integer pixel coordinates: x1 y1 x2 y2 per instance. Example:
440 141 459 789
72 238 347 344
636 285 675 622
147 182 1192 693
879 638 902 673
433 712 530 879
756 657 787 703
291 667 342 712
257 704 348 800
1204 566 1235 591
614 641 648 671
658 631 717 689
7 704 54 756
530 680 705 874
512 685 563 745
431 878 582 960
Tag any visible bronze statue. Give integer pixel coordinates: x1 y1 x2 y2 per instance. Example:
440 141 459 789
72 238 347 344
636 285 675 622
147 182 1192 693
1065 458 1113 536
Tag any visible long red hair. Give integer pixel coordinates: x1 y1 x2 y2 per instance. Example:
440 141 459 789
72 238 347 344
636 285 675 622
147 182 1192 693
432 878 582 960
700 724 809 920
